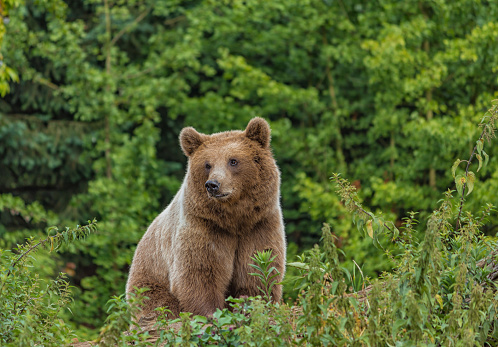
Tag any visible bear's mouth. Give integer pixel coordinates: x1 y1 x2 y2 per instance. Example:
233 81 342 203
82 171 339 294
206 191 231 199
212 192 230 199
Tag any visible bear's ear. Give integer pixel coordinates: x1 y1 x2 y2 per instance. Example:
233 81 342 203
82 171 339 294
245 117 271 148
180 127 206 157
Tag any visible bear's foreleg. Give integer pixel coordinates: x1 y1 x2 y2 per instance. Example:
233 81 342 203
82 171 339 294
171 231 236 316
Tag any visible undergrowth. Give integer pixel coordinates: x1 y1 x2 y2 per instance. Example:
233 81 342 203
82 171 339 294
0 220 98 346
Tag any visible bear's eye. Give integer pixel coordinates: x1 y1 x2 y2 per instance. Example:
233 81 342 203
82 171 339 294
229 159 238 167
205 163 211 170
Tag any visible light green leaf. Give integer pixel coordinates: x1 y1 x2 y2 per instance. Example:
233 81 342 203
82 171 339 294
492 99 498 105
483 151 489 167
476 154 482 172
455 175 465 196
435 294 443 310
287 262 309 270
5 66 20 83
451 159 461 178
466 172 475 196
193 315 208 323
366 220 374 239
476 139 484 156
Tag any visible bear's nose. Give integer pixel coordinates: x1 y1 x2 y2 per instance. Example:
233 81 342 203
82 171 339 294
205 180 220 195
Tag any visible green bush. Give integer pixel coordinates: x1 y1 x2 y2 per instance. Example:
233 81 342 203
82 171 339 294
0 220 97 346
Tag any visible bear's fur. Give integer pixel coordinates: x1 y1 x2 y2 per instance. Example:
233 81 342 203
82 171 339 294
126 117 286 321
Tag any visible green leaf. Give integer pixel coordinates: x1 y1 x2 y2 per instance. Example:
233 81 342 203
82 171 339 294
455 175 465 196
366 220 374 239
248 263 260 271
483 150 489 167
491 99 498 105
266 266 278 275
193 315 208 323
393 319 406 335
435 294 443 310
287 262 309 270
451 159 461 178
5 66 20 83
476 138 484 156
218 315 233 326
476 154 482 172
466 171 475 196
356 218 365 235
248 273 265 281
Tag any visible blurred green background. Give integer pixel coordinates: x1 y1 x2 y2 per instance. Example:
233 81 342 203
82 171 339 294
1 0 498 338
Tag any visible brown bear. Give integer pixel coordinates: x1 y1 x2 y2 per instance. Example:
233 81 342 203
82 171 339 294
126 117 286 321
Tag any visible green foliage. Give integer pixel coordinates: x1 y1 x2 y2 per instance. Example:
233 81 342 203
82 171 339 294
0 220 97 346
292 224 366 346
317 102 498 345
99 293 294 346
0 0 20 96
2 0 498 339
249 249 281 302
96 288 153 347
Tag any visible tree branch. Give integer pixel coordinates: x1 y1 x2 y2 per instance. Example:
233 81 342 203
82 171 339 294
109 7 152 48
164 15 186 26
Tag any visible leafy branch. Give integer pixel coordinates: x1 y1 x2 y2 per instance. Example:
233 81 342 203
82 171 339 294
454 100 498 230
3 219 98 281
331 173 399 249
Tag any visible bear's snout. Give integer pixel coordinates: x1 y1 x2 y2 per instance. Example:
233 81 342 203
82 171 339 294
205 180 221 195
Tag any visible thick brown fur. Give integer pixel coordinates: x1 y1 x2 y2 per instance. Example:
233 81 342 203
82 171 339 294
126 118 286 322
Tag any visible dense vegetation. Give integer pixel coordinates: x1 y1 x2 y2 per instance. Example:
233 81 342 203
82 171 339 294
1 0 498 343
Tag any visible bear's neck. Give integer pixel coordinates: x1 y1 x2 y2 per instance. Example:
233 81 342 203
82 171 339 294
182 187 278 235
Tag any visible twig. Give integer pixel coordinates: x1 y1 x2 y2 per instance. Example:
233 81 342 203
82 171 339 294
35 77 60 90
109 7 152 48
164 15 186 26
3 220 98 280
6 239 46 277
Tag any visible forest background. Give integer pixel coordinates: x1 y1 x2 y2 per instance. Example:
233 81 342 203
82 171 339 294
1 0 498 339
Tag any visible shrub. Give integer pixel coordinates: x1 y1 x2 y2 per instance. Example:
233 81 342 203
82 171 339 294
0 220 97 346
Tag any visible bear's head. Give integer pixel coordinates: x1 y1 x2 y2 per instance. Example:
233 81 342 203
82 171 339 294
179 118 279 223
